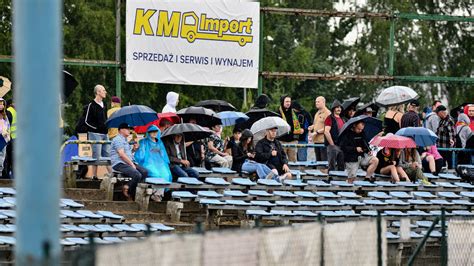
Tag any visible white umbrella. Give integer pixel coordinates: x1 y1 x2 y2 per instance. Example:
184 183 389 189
376 86 418 107
250 116 290 142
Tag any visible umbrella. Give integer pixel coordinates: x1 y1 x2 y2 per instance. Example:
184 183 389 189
450 102 472 119
218 111 249 127
342 97 360 112
134 112 180 134
177 106 221 127
370 134 417 149
240 108 280 129
0 76 11 98
63 70 79 100
106 105 157 128
195 99 236 112
396 127 437 147
376 86 419 107
354 102 379 117
161 123 212 141
250 116 290 142
338 115 383 142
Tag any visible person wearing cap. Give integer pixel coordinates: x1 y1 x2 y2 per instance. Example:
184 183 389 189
435 105 456 168
324 100 345 171
425 100 442 133
255 127 293 181
110 123 148 200
134 125 172 201
162 91 179 113
205 123 233 168
107 96 122 140
400 99 421 128
308 96 331 162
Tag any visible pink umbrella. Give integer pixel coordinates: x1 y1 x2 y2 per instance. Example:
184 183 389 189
370 134 417 149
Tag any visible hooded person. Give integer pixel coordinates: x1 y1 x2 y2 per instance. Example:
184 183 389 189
323 99 345 171
277 95 303 162
162 91 179 113
465 104 474 131
253 94 271 109
456 113 472 148
292 100 313 161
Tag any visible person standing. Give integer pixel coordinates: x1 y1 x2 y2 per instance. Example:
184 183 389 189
277 95 303 162
338 121 379 183
308 96 331 162
324 100 345 171
255 127 293 181
400 99 421 128
425 100 442 132
107 96 121 140
383 104 404 134
0 98 9 178
435 105 456 169
110 123 148 200
162 91 179 113
292 101 312 161
2 99 15 179
85 85 110 178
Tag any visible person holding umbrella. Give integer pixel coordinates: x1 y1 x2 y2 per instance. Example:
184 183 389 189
383 104 404 135
400 99 421 128
255 127 293 181
338 121 379 184
324 100 345 171
110 123 148 200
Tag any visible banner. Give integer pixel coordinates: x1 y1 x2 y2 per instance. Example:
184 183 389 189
126 0 260 88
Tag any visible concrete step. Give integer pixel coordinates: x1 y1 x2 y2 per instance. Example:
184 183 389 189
0 180 13 187
75 179 101 189
78 200 139 212
63 188 107 201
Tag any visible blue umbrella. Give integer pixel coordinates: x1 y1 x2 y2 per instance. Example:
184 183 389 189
106 105 157 128
339 115 383 142
218 111 249 127
396 127 438 147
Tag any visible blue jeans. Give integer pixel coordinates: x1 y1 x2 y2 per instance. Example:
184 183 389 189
171 165 199 180
88 132 110 159
241 160 272 179
297 140 308 161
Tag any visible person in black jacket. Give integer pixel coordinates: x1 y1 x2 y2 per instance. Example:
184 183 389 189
232 129 275 179
84 84 111 178
255 127 293 181
338 121 379 183
277 95 304 162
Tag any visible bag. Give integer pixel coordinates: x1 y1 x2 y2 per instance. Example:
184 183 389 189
75 104 89 134
456 165 474 183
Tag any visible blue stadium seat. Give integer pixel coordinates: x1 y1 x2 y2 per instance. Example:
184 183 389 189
270 210 295 216
386 232 400 240
197 191 223 198
368 192 392 199
413 191 436 199
248 190 273 197
223 190 248 197
251 201 275 207
340 199 365 206
392 221 417 228
437 182 458 189
172 191 197 199
225 200 251 206
307 180 331 187
275 201 300 207
460 191 474 199
421 230 442 238
406 210 430 217
452 200 474 206
375 181 398 187
232 178 256 186
273 191 297 198
330 181 354 187
408 199 431 206
192 167 212 174
319 211 341 217
289 161 317 167
329 171 348 177
319 200 344 206
305 170 328 177
79 224 107 233
75 210 103 219
61 199 85 209
423 173 438 180
61 210 86 219
416 221 440 228
257 179 282 187
95 224 123 232
385 199 410 206
438 173 461 181
337 192 360 199
334 210 358 217
113 224 141 232
246 210 271 216
294 210 318 217
410 232 423 239
212 167 237 174
96 211 124 220
61 224 88 232
363 199 388 206
315 191 339 198
150 223 175 231
383 210 407 217
145 178 171 185
0 188 15 195
0 225 14 233
298 201 323 207
389 191 412 199
353 180 378 187
199 199 224 206
205 177 230 186
177 177 203 186
451 210 474 217
361 210 379 217
454 182 474 189
284 180 307 187
65 237 88 245
290 170 306 176
294 191 318 198
102 237 124 243
437 192 461 199
398 182 418 188
0 199 13 208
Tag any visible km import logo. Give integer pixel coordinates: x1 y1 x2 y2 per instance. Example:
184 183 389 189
133 9 254 46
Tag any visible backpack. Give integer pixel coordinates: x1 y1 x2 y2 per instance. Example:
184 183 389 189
74 104 89 134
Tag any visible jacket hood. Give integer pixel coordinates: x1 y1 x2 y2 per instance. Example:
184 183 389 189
280 95 290 110
292 100 304 111
166 92 179 108
255 94 271 109
331 100 343 111
457 113 470 125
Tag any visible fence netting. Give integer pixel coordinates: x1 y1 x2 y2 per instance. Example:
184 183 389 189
95 219 385 266
448 219 474 266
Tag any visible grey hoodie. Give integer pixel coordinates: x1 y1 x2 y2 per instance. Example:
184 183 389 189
456 113 472 148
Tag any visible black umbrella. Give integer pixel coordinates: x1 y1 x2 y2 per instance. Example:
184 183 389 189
63 70 79 100
161 123 212 141
239 108 280 129
354 102 379 117
450 102 472 119
338 115 383 142
176 106 221 127
342 97 360 113
195 99 236 112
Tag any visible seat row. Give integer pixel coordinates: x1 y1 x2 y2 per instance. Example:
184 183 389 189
0 210 124 223
0 197 84 209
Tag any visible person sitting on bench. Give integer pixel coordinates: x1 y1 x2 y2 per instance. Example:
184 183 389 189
255 127 293 181
164 134 199 180
110 123 148 200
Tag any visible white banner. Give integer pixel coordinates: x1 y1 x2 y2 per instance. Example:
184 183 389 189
126 0 260 88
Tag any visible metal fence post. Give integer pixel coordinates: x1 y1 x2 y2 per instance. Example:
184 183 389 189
377 211 383 266
318 213 324 266
115 0 122 98
440 208 447 266
388 17 395 76
258 8 264 96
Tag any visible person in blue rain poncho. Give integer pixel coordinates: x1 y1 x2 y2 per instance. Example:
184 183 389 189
134 125 172 201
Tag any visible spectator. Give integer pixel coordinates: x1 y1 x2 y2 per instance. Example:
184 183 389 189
232 129 275 179
375 148 410 183
277 95 304 162
400 99 421 128
435 105 456 169
455 113 473 165
384 104 404 134
338 121 379 184
252 94 271 109
309 96 331 162
292 101 312 161
466 104 474 131
421 106 431 127
85 84 111 178
2 99 15 179
225 127 242 155
134 125 172 201
324 100 345 171
162 91 179 113
0 98 9 178
421 145 444 175
110 123 148 200
186 117 205 167
158 118 172 132
107 96 121 140
164 134 199 179
205 123 233 168
342 107 356 122
400 148 430 185
255 127 293 181
425 100 442 133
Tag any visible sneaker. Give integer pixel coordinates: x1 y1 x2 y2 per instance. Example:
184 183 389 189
150 192 162 202
347 177 355 184
265 172 275 180
420 178 431 186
